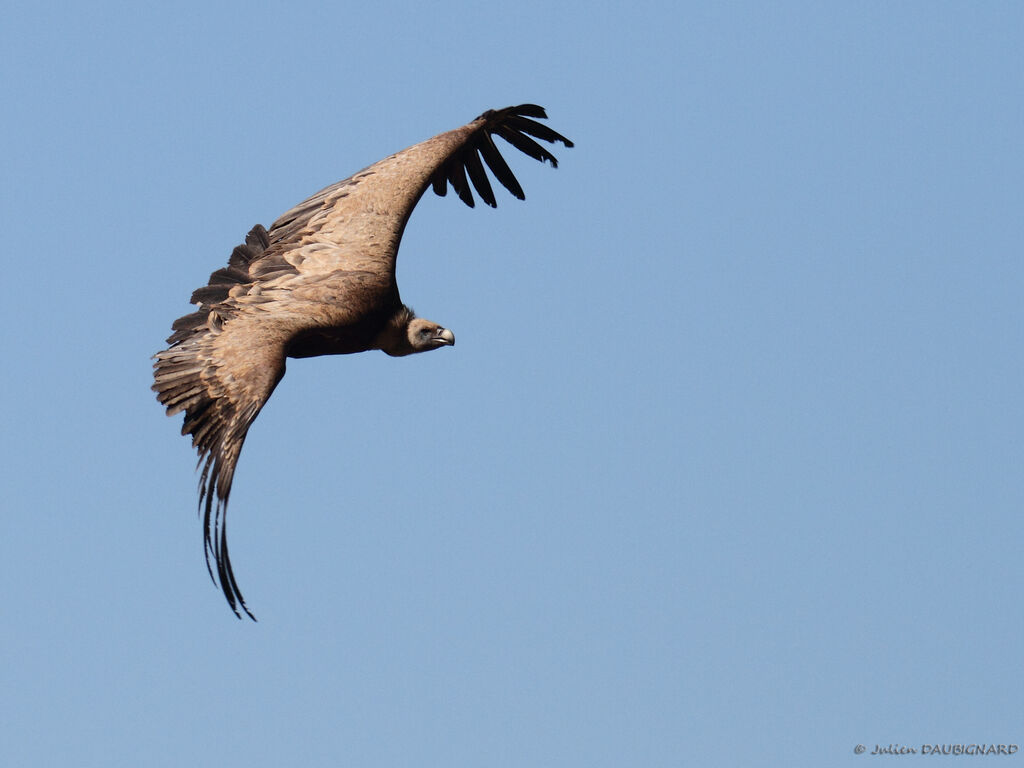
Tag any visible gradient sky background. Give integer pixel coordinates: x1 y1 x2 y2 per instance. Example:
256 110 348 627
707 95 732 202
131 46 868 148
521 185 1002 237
3 2 1022 766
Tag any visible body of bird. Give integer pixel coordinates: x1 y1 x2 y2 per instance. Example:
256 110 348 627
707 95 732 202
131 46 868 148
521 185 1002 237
153 104 572 618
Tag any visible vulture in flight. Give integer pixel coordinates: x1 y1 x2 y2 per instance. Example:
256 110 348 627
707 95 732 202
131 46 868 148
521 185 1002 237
153 104 572 618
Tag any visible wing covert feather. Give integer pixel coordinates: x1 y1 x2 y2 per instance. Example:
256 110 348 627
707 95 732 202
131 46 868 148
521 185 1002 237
154 308 290 618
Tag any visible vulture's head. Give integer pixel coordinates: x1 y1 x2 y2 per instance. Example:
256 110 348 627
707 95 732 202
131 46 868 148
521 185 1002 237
382 315 455 357
408 317 456 351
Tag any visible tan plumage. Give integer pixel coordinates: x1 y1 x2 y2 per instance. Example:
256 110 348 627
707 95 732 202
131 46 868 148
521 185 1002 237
153 104 572 618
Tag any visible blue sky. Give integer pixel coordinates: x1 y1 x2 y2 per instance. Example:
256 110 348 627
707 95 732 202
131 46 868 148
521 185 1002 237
2 1 1022 766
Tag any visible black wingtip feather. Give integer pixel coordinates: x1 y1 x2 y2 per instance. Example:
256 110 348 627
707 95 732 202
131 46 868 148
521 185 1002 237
198 452 257 621
479 132 525 200
447 160 475 207
494 125 560 167
505 115 573 148
510 103 548 119
431 103 572 208
464 147 497 208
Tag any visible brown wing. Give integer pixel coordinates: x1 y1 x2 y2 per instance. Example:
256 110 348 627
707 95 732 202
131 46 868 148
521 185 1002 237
154 295 289 619
255 104 573 284
155 225 399 617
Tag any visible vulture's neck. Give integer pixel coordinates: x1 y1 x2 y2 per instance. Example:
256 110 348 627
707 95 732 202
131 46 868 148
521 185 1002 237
374 306 417 356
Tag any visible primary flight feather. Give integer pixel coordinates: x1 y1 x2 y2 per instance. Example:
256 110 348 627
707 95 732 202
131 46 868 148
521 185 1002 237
153 104 572 618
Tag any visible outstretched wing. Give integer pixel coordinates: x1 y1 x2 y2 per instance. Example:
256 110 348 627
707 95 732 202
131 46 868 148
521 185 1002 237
259 104 574 281
154 228 296 619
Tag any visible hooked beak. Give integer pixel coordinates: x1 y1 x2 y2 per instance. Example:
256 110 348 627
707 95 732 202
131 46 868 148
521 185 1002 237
435 327 455 347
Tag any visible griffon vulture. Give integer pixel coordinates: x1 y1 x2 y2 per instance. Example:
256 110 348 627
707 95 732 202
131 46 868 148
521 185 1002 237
153 104 572 618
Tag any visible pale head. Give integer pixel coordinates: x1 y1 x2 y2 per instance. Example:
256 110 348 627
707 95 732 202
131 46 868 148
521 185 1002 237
378 310 455 357
407 317 455 352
